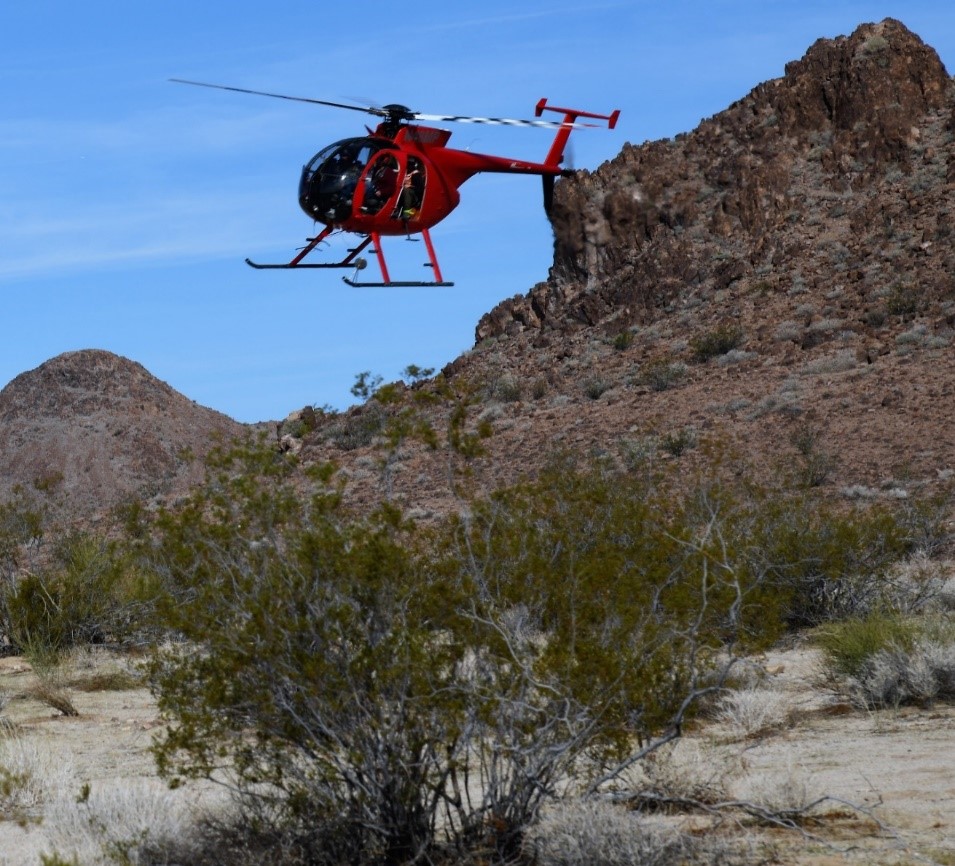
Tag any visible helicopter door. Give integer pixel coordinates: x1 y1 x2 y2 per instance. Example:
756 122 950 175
359 152 400 217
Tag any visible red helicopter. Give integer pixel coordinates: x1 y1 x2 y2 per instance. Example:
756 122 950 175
171 80 619 287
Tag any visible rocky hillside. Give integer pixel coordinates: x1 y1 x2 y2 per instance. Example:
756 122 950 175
0 350 245 524
284 19 955 516
482 18 953 338
2 19 954 527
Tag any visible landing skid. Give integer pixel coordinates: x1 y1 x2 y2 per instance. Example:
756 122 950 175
244 226 453 287
246 258 354 270
343 278 453 288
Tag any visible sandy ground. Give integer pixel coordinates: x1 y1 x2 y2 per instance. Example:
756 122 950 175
0 652 219 866
2 646 955 865
715 644 955 864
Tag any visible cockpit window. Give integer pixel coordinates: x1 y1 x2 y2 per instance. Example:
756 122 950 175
299 138 396 223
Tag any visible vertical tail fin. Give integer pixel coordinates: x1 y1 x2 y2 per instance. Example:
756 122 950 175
536 98 620 168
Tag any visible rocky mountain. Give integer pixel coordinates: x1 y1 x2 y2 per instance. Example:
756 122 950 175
0 350 245 524
482 17 953 338
2 18 954 527
295 18 955 516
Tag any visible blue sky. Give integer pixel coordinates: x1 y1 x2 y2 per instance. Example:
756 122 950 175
2 2 953 422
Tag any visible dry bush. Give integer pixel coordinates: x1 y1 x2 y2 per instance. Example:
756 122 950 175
850 639 955 709
732 758 824 819
716 687 794 739
0 685 15 737
27 679 78 717
0 734 73 817
938 576 955 611
879 553 952 614
25 652 78 717
66 645 143 693
523 798 691 866
43 778 199 866
632 739 740 806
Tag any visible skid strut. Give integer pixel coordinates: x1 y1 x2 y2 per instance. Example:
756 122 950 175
344 229 452 287
245 226 372 270
246 226 452 287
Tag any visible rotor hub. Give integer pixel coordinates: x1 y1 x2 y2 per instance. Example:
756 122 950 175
381 103 416 123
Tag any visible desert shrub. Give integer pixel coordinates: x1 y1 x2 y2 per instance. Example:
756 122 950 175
583 375 611 399
0 735 72 818
819 614 955 708
25 650 78 717
660 426 697 457
443 458 785 752
5 531 146 655
747 495 915 628
816 611 919 680
0 491 45 646
717 686 793 738
847 641 955 709
490 373 523 402
145 446 455 864
732 758 824 819
690 323 744 362
789 423 835 488
632 739 738 806
44 779 198 866
639 358 686 391
885 283 920 318
523 798 691 866
612 330 635 351
325 400 388 450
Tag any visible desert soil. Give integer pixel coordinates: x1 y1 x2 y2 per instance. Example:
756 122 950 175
1 646 955 865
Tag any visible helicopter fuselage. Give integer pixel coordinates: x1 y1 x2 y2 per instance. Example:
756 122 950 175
298 121 564 238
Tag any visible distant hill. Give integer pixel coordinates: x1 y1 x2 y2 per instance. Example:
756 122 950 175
0 350 245 524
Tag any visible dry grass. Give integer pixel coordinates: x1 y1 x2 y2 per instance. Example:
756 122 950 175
43 778 200 866
524 798 691 866
0 735 73 818
25 679 78 717
716 686 795 739
731 757 825 818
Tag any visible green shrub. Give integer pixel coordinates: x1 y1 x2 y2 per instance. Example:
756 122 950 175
816 612 920 680
138 440 927 863
145 442 475 864
612 330 635 351
690 324 744 362
885 283 920 318
583 376 611 399
661 427 697 457
5 532 141 655
747 495 915 629
639 359 687 392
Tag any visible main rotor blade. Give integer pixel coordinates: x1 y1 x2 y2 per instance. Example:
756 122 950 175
169 79 383 116
414 112 597 129
170 79 596 129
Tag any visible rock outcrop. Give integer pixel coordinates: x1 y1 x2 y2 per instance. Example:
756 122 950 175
478 19 954 340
